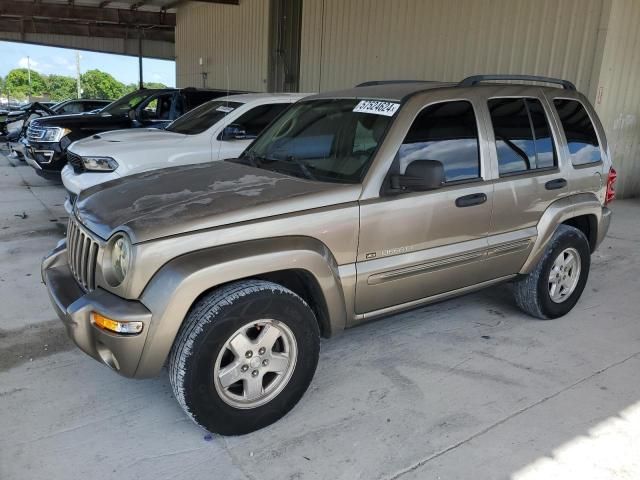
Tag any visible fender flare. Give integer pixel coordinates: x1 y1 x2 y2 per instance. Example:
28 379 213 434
133 236 347 378
519 193 604 274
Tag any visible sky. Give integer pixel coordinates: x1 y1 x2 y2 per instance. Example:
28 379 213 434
0 41 175 87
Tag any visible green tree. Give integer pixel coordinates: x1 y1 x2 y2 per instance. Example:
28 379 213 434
122 83 139 95
144 82 168 89
4 68 47 99
80 70 125 100
46 75 77 101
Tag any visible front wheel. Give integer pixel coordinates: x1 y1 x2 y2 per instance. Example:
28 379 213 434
513 225 591 319
169 280 320 435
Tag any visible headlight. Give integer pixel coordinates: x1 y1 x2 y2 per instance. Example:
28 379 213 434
108 234 132 285
42 127 71 142
41 127 71 142
82 156 119 172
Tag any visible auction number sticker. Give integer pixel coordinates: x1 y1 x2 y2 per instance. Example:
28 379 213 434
353 100 400 116
216 105 235 113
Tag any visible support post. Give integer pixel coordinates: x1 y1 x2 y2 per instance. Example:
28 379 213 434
75 51 82 99
27 56 32 102
138 31 144 89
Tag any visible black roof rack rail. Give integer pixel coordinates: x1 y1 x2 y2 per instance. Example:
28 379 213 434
356 80 438 87
459 75 576 91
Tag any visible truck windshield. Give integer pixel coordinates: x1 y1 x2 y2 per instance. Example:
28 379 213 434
166 100 243 135
236 99 395 183
100 91 157 116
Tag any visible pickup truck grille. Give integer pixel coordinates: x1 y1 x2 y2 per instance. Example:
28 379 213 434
67 151 86 174
67 217 99 291
27 124 46 142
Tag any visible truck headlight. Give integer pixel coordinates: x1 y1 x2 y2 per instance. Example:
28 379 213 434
82 156 119 172
41 127 71 142
106 234 132 285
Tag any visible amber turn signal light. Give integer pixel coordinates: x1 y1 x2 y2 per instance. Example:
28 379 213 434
92 312 143 335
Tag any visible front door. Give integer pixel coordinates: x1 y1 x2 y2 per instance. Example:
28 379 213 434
356 100 494 314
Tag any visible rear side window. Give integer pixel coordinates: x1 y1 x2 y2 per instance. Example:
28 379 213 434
488 98 557 175
553 99 602 166
398 101 480 182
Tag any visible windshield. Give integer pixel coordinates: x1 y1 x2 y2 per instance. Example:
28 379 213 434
100 90 157 116
166 100 243 135
236 99 395 183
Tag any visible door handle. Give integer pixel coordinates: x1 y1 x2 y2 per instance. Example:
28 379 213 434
455 193 487 208
545 178 567 190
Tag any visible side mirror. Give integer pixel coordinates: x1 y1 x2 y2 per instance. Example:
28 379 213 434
128 109 141 122
220 124 248 141
391 160 444 192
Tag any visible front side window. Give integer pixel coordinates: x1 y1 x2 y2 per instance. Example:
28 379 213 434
237 99 394 183
141 93 174 120
398 101 480 182
553 99 602 166
100 91 152 116
231 104 290 138
489 98 557 175
166 100 243 135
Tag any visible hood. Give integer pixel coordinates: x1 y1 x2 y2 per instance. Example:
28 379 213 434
33 112 127 129
69 129 187 156
75 161 361 243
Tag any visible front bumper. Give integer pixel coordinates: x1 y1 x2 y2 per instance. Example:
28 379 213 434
42 241 152 378
61 163 121 196
25 140 66 173
10 138 27 158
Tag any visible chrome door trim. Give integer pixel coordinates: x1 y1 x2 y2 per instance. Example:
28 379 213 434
367 249 486 285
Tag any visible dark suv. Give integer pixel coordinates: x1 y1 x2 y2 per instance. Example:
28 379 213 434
24 88 243 179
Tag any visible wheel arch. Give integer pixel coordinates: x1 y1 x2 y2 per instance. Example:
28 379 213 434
134 236 348 378
520 193 604 274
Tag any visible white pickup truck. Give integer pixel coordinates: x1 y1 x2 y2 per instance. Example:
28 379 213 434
62 93 308 208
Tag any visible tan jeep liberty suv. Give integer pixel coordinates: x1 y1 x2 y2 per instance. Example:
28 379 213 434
42 75 616 435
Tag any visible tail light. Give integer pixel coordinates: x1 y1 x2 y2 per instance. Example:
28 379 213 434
605 167 617 205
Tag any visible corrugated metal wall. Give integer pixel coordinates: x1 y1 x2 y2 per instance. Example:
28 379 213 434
0 32 174 60
175 0 270 91
299 0 606 93
593 0 640 198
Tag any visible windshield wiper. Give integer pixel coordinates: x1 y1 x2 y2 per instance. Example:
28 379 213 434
282 155 317 180
240 152 264 168
239 153 317 181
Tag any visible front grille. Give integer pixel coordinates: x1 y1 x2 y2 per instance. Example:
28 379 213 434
27 124 46 142
67 217 99 291
67 151 86 174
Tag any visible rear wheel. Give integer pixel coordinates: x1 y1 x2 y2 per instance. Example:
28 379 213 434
169 280 320 435
513 225 590 319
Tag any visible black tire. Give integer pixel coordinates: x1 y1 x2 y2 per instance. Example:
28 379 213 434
513 225 591 319
169 280 320 435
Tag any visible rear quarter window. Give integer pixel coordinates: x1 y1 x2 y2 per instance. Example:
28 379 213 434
553 99 602 166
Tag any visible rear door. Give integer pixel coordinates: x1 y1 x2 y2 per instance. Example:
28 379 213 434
482 95 569 277
356 99 494 314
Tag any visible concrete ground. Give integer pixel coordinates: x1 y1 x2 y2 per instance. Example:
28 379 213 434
1 147 639 480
